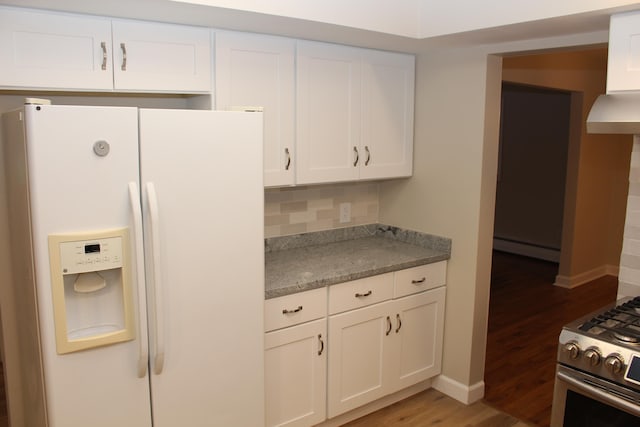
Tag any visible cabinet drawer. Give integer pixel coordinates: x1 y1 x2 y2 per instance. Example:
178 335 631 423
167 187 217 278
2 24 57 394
265 287 327 332
328 273 393 315
394 261 447 298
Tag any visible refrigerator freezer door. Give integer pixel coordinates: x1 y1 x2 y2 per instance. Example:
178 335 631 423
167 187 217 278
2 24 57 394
138 109 265 427
23 105 152 427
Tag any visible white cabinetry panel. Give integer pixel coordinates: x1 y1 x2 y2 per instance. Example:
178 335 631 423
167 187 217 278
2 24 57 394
265 318 327 427
296 40 414 185
0 6 211 93
0 7 113 90
112 20 211 92
360 50 414 179
390 288 445 392
296 41 362 184
216 31 295 186
607 10 640 93
327 300 393 417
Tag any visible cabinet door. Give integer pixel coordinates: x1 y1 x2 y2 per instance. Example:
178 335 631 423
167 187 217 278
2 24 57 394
0 7 113 90
327 300 393 418
296 41 361 184
607 11 640 93
265 319 327 427
216 31 295 187
112 20 211 93
389 287 446 393
360 50 414 179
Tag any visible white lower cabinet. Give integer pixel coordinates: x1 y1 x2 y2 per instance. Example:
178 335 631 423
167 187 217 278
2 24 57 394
390 288 445 393
327 300 394 417
265 320 327 427
265 262 447 425
327 286 446 418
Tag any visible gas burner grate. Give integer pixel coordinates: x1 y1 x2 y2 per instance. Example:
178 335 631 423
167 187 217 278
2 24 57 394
578 296 640 343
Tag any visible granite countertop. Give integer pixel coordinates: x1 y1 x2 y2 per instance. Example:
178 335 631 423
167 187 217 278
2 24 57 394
265 224 451 299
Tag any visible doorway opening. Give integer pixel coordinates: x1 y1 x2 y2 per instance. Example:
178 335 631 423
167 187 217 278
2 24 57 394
483 47 630 426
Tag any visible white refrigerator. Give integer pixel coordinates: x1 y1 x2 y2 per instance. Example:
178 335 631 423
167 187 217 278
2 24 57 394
2 103 265 426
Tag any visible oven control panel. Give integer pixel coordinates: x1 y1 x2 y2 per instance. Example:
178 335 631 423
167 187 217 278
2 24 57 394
558 330 640 385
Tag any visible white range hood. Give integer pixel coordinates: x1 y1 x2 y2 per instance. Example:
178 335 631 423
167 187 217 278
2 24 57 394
586 93 640 134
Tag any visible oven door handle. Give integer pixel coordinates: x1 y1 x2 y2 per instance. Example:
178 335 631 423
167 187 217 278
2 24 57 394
557 371 640 417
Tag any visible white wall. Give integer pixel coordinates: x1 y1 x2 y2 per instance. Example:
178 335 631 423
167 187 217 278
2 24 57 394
378 48 501 398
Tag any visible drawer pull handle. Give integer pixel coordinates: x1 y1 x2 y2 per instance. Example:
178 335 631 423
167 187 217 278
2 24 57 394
282 305 303 314
100 42 107 71
285 147 291 170
353 146 359 166
120 42 127 71
396 313 402 333
318 334 324 356
386 316 392 336
412 277 426 284
365 146 371 166
355 290 372 298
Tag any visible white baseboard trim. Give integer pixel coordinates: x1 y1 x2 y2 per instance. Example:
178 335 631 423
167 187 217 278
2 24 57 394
432 375 485 404
554 264 619 288
492 238 560 262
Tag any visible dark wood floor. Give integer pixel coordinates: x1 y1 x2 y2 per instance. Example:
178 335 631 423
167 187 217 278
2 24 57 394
484 251 619 427
0 362 6 427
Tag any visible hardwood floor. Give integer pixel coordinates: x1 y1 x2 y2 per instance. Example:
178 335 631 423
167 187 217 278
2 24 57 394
343 388 532 427
484 250 618 427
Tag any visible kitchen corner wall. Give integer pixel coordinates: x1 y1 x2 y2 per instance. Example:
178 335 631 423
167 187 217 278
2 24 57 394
619 137 640 297
265 182 379 238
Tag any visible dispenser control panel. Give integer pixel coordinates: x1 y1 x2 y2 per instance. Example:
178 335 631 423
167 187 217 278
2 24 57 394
59 236 123 275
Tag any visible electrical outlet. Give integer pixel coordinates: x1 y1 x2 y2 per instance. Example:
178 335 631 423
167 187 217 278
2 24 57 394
339 202 351 223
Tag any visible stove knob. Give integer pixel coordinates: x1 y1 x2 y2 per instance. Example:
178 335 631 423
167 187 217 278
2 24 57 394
584 348 602 366
605 354 625 375
563 341 581 359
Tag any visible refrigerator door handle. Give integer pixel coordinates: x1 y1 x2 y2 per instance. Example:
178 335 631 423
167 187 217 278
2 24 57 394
128 182 149 378
146 182 165 375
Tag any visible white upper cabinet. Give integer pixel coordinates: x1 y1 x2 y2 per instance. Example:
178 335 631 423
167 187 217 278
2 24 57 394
360 50 414 179
607 10 640 93
111 20 211 93
296 41 362 184
215 31 295 187
0 7 113 90
296 40 414 185
0 6 211 93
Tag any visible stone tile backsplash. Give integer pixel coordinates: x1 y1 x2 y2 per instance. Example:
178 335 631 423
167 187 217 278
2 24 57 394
265 182 379 238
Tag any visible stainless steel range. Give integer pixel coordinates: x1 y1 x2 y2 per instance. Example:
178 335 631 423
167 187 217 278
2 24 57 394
551 297 640 426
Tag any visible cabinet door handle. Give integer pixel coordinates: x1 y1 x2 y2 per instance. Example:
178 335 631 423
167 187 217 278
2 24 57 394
282 305 303 314
365 146 371 166
412 277 426 284
318 334 324 356
353 146 359 166
284 148 291 170
100 42 107 71
396 313 402 333
355 290 372 298
386 316 392 336
120 42 127 71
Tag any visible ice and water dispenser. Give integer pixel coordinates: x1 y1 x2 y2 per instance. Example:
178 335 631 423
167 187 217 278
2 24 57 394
48 228 135 354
